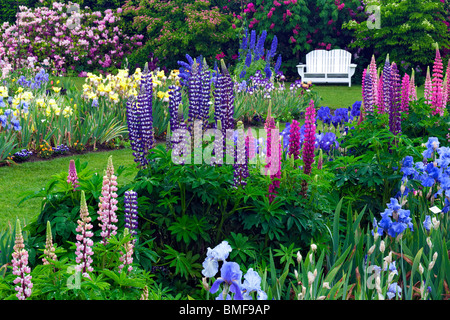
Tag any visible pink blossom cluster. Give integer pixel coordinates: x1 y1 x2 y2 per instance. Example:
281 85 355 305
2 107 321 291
302 100 316 176
424 66 433 105
75 191 94 278
431 47 445 116
98 156 119 244
264 113 281 203
118 229 134 273
401 73 410 114
12 220 33 300
67 159 79 191
288 119 301 160
0 3 143 74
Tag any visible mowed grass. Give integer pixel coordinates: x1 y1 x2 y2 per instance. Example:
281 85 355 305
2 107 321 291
0 148 138 230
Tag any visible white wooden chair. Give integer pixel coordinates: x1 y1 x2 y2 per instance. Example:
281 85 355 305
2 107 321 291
296 49 357 87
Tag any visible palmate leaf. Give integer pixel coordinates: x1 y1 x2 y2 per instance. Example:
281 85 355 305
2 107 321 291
162 245 201 279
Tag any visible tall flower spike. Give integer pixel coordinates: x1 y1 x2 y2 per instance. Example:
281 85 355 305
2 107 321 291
43 221 57 265
301 100 316 197
288 119 301 161
12 219 33 300
188 61 202 125
98 156 119 244
431 45 444 116
363 65 374 113
67 159 79 191
370 55 379 107
389 62 402 136
409 69 417 101
377 71 384 113
446 59 450 105
124 190 139 237
75 191 94 278
233 121 249 189
424 66 432 105
401 73 410 114
118 228 134 273
382 54 391 114
125 63 155 168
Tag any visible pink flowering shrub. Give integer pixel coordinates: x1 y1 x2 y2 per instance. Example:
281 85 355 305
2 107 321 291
0 2 143 75
122 0 236 69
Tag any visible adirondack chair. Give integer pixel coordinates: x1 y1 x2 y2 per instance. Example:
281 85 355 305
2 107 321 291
296 49 357 87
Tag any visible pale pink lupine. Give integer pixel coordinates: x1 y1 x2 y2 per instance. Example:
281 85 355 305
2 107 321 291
409 69 417 101
370 55 379 107
75 191 94 278
118 228 134 273
97 156 119 244
67 159 79 191
42 221 57 265
12 219 33 300
424 66 432 105
445 59 450 105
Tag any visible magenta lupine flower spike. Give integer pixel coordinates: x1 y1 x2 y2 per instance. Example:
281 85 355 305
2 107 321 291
400 73 410 114
98 156 119 244
361 68 366 108
446 60 450 106
75 191 94 278
302 99 316 175
67 159 79 191
12 219 33 300
409 69 417 101
431 45 444 116
118 228 134 273
382 54 391 114
370 55 379 107
424 66 432 105
288 119 301 160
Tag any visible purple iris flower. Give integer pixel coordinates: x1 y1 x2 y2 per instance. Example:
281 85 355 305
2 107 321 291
210 261 243 300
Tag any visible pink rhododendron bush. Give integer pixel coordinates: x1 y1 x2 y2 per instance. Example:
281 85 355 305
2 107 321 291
0 2 143 77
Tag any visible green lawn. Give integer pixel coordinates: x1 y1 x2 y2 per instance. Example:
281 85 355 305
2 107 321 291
0 148 138 230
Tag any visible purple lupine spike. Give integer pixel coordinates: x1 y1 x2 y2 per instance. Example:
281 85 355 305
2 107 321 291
200 59 211 129
389 62 402 136
401 73 410 114
126 63 155 168
288 119 301 160
382 55 391 115
168 84 182 132
188 61 202 125
124 190 139 237
431 46 444 116
67 159 79 191
233 122 249 188
364 66 374 113
378 71 384 113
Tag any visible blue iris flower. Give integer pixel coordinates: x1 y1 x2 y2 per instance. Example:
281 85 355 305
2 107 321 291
423 137 439 159
387 283 402 299
423 215 431 233
202 240 232 278
210 261 243 300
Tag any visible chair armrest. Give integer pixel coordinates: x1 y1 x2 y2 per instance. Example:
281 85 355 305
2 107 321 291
297 64 306 77
349 64 357 77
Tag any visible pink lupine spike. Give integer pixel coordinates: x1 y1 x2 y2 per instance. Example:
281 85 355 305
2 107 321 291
409 69 417 101
401 73 410 114
431 45 444 116
67 159 79 191
424 66 432 105
446 59 450 105
97 156 119 244
75 191 94 278
370 55 378 106
12 219 33 300
288 119 301 161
